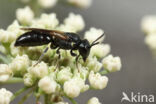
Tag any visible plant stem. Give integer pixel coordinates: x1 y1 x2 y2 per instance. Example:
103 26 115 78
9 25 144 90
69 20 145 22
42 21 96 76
65 95 77 104
68 97 77 104
100 70 109 75
0 52 11 64
44 95 48 104
18 88 34 104
11 87 29 101
0 77 23 84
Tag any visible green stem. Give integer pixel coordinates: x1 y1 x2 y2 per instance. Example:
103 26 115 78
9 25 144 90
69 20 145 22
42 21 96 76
0 77 23 84
100 70 109 75
65 95 77 104
11 87 29 101
0 52 11 64
44 95 48 104
18 88 34 104
68 97 77 104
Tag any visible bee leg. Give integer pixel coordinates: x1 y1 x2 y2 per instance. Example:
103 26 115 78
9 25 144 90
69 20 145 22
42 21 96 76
56 48 61 59
33 47 49 67
70 49 77 57
55 48 61 71
50 44 58 49
75 54 80 72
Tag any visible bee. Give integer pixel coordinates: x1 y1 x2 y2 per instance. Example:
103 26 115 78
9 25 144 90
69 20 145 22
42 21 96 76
15 28 104 66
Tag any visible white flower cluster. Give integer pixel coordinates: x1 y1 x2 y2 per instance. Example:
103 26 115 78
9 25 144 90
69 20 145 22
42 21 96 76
0 10 122 104
88 97 102 104
21 0 57 8
20 0 92 9
0 88 13 104
67 0 93 8
0 64 12 82
141 16 156 55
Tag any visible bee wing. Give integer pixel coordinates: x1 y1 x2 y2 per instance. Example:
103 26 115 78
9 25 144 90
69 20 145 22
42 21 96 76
21 28 69 40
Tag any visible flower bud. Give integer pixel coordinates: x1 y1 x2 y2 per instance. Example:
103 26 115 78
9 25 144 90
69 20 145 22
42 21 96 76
63 79 80 98
89 71 108 90
0 64 12 82
63 77 89 98
84 27 104 43
10 42 27 56
64 13 85 32
0 29 16 43
16 6 34 24
145 34 156 50
24 73 36 86
67 0 92 8
0 88 13 104
32 13 59 29
141 15 156 34
38 0 57 8
87 57 102 72
57 67 72 84
87 97 101 104
7 20 23 36
29 62 48 78
38 76 58 94
9 55 30 75
102 55 122 72
91 44 110 58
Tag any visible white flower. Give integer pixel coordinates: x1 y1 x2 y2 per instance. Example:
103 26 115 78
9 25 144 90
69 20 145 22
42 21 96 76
57 67 73 83
84 27 105 43
57 24 77 32
38 0 57 8
87 57 103 72
145 34 156 49
141 15 156 34
16 6 34 24
89 71 108 90
32 13 59 29
63 79 80 98
0 29 16 43
67 0 92 8
0 88 13 104
10 42 27 56
78 65 89 80
88 97 102 104
102 55 122 72
63 13 85 32
0 64 12 82
7 20 23 37
9 55 30 74
63 77 89 98
91 44 111 58
29 61 48 78
24 73 36 86
38 76 58 94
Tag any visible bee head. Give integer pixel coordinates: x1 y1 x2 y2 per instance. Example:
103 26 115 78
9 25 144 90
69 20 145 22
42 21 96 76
79 33 105 61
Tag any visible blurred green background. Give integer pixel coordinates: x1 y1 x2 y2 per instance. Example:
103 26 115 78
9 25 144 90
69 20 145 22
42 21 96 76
0 0 156 104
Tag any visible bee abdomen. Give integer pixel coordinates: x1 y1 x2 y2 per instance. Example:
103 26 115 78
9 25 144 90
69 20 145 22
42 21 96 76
15 32 52 46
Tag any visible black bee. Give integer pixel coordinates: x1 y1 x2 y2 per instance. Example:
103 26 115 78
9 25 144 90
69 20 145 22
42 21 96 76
15 28 104 65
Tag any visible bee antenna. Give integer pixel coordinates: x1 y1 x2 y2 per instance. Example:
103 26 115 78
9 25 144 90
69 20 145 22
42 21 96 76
90 42 99 47
90 33 105 47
